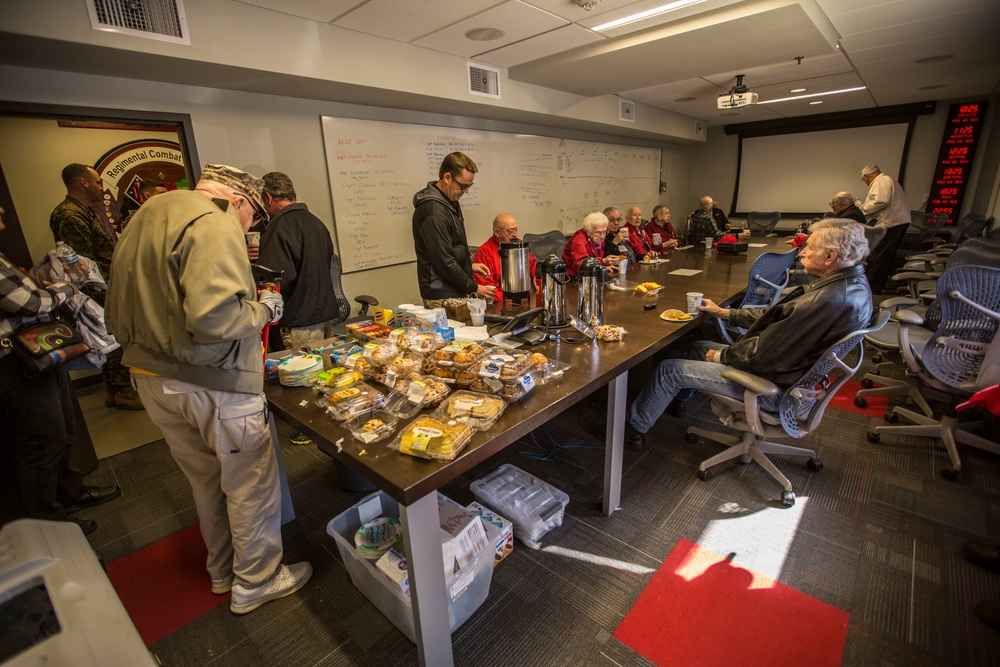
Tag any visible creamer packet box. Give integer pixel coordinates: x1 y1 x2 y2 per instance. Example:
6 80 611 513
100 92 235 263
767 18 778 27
438 499 489 570
466 501 514 567
375 548 410 597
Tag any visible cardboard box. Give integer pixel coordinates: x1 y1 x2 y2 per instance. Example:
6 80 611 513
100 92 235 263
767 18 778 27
375 548 410 597
438 498 489 571
466 501 514 568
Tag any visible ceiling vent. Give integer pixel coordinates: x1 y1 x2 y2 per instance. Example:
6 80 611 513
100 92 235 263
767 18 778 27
468 63 501 99
86 0 190 45
619 99 636 123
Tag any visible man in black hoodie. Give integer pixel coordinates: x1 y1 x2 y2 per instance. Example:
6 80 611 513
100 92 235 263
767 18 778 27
412 152 494 307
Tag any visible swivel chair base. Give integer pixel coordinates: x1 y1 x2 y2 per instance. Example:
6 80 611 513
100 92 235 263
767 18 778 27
686 426 822 507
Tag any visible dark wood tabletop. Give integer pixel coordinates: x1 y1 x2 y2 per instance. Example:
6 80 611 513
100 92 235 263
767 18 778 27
264 237 791 505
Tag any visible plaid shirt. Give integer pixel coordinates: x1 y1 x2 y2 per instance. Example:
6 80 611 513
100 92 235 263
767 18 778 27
0 253 75 359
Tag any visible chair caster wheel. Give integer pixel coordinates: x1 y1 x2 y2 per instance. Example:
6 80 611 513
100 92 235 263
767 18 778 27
870 369 881 376
739 454 751 464
781 491 796 507
872 352 883 364
940 468 960 481
860 378 874 389
867 430 880 443
807 458 823 472
685 432 699 443
884 410 899 423
854 396 868 408
697 468 711 481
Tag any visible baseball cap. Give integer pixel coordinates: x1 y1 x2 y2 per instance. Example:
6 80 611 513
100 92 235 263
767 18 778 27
199 164 268 221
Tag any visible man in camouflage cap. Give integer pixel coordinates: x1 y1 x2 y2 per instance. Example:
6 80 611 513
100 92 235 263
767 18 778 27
107 164 312 615
49 163 139 409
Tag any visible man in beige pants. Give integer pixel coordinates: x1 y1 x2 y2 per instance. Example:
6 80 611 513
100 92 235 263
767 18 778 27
106 164 311 614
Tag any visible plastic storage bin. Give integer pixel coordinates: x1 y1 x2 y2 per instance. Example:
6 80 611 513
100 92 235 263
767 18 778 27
470 464 570 548
327 491 496 643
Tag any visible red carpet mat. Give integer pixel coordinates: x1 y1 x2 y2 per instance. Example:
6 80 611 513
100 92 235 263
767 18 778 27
615 538 849 667
830 378 888 418
106 523 228 646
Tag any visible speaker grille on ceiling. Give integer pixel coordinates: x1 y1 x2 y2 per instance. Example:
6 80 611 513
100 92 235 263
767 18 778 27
619 99 636 123
468 63 501 99
86 0 190 45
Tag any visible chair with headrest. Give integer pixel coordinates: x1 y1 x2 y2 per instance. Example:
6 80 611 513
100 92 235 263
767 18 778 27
715 247 800 344
866 264 1000 480
687 310 890 506
746 211 781 236
331 252 378 322
522 230 567 262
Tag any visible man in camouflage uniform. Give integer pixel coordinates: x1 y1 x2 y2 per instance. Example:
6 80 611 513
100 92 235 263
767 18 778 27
49 163 141 410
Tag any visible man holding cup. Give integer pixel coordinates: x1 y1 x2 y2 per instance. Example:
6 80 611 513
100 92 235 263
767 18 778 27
617 219 872 447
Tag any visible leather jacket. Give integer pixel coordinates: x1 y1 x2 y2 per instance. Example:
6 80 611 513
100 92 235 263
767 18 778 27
720 264 872 386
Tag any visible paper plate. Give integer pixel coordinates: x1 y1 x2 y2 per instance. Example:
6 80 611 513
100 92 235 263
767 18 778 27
660 311 694 322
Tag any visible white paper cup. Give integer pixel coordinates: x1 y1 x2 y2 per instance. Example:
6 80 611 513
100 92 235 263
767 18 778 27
704 237 713 247
245 232 261 245
686 292 703 314
470 312 485 326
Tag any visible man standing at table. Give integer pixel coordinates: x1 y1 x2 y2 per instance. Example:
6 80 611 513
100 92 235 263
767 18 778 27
472 213 536 303
106 164 312 614
621 218 872 446
258 171 340 350
859 165 910 227
826 192 867 226
412 152 494 307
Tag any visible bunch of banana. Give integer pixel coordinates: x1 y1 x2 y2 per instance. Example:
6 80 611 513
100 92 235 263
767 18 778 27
634 281 661 294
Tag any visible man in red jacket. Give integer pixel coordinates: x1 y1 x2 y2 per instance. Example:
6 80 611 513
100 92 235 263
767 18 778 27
473 214 537 302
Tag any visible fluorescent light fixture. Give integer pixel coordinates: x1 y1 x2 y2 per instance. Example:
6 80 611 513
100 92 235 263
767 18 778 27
809 100 824 105
592 0 709 31
759 86 865 104
790 88 806 93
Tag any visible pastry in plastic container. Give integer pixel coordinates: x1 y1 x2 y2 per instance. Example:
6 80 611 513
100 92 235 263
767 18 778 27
392 416 474 461
432 341 488 368
383 376 451 419
409 332 446 354
596 325 627 341
346 409 399 444
325 383 386 421
497 381 529 403
477 352 533 385
434 390 507 430
362 341 400 366
325 369 367 388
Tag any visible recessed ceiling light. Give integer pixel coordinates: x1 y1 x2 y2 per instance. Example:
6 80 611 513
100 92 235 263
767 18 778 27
465 28 505 41
674 96 697 103
915 54 953 64
809 100 823 105
593 0 709 31
919 84 947 90
790 88 806 93
759 86 865 104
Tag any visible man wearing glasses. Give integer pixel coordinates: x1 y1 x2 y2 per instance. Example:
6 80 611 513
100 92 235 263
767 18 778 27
412 152 494 307
826 192 867 226
107 164 314 615
859 164 910 228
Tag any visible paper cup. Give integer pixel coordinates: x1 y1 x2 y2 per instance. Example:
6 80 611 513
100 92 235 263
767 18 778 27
245 232 261 245
686 292 703 314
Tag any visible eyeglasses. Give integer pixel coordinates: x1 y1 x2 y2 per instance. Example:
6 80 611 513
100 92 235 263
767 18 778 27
607 216 621 222
452 178 473 191
235 192 265 225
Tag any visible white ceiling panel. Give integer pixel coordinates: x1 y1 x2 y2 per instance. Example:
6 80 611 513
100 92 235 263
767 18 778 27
413 1 568 58
234 0 367 23
333 0 501 43
476 24 604 68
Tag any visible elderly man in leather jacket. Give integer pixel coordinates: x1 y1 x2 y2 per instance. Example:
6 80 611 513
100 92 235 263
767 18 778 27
625 218 872 446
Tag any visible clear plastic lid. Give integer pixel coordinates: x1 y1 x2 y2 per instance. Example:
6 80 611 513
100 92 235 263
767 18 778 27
430 341 490 368
433 390 507 430
361 341 400 366
383 375 451 418
531 359 572 385
409 332 446 354
324 383 386 421
345 409 398 444
477 352 533 384
391 416 475 461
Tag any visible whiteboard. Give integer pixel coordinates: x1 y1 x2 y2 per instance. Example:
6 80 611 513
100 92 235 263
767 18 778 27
321 117 662 273
735 124 909 214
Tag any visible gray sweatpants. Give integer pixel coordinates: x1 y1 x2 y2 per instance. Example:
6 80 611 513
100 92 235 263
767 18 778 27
133 373 283 588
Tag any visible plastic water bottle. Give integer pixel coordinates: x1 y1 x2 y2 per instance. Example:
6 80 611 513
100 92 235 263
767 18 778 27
55 241 87 284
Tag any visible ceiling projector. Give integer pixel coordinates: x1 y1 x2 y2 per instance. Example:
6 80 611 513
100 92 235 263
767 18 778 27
718 74 757 109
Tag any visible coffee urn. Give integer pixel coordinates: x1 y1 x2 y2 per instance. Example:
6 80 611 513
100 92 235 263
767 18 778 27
539 254 570 327
500 240 532 308
577 257 607 327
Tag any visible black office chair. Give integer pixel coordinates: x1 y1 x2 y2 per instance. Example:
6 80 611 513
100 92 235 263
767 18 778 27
331 252 378 321
864 222 911 294
687 310 889 506
522 231 568 261
746 211 781 236
715 247 799 344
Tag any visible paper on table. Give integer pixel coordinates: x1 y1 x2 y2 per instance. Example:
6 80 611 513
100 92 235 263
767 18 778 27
455 326 490 342
668 269 703 276
748 243 769 247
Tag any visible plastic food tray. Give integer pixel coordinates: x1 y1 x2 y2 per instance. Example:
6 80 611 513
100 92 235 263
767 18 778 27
531 359 571 385
346 409 398 444
392 416 475 461
433 390 507 430
607 279 639 292
383 377 451 419
470 463 570 549
324 382 386 421
430 342 490 369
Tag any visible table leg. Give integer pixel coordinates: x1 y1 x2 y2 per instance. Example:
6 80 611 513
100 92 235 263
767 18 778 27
603 370 627 516
400 492 453 667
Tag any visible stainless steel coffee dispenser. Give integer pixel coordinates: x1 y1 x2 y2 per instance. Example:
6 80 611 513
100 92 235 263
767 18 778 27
577 257 606 327
500 240 532 308
539 254 570 327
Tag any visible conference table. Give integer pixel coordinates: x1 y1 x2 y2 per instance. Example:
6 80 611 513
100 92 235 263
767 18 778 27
265 236 789 666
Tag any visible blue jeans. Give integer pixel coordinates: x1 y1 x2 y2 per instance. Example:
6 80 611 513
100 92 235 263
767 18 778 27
629 341 780 433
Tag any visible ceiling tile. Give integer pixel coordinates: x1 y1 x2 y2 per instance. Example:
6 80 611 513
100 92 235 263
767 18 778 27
413 1 569 58
234 0 368 23
476 24 604 68
333 0 501 43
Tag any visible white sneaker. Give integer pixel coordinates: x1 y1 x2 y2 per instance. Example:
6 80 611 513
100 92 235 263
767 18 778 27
211 574 234 595
230 562 312 615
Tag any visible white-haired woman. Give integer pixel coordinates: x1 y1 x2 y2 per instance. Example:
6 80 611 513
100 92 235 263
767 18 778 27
561 211 622 279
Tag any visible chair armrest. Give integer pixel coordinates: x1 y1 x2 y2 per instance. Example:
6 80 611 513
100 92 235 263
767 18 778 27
891 270 933 282
878 296 920 310
721 368 782 397
892 309 925 326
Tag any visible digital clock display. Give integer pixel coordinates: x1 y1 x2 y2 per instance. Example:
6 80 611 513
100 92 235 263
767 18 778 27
926 101 987 225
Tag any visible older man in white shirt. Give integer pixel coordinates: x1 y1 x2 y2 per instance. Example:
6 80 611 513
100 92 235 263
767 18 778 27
859 164 910 227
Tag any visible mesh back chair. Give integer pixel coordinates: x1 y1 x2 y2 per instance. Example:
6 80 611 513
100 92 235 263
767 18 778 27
331 252 378 322
898 211 948 255
686 310 889 506
715 248 799 344
746 211 781 236
867 265 1000 480
522 231 567 262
